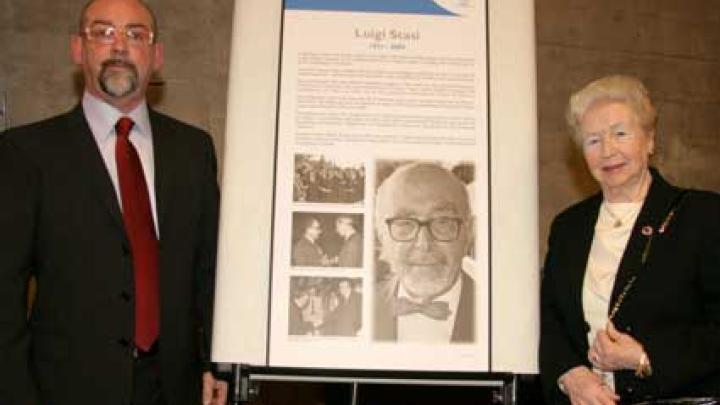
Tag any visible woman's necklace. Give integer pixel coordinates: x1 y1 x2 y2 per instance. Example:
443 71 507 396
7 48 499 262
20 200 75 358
602 170 651 228
603 204 634 228
605 206 622 228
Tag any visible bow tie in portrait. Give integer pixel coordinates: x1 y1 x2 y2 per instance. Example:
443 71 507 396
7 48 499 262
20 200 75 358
392 297 451 320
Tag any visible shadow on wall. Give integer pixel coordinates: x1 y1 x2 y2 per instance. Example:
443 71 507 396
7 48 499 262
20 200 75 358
564 137 598 198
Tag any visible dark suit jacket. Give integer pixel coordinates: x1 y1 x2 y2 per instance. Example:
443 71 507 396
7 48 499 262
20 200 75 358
0 105 219 405
322 291 362 336
540 168 720 404
291 237 324 266
337 232 362 268
373 271 474 342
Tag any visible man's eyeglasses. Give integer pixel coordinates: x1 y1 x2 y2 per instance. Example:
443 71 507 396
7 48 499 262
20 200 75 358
385 217 463 242
83 23 154 46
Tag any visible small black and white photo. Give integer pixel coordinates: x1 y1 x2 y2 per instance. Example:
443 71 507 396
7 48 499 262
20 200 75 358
372 160 477 344
293 154 365 204
290 212 364 268
288 276 363 337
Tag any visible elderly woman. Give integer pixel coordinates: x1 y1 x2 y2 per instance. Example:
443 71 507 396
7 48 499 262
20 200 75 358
539 75 720 405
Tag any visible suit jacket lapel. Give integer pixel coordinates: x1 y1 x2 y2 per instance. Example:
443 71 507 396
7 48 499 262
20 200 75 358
609 169 680 313
569 195 602 322
65 105 126 237
149 109 169 235
451 272 474 342
377 275 399 340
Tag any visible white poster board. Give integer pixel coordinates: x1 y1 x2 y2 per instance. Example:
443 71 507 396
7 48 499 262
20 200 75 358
213 0 538 373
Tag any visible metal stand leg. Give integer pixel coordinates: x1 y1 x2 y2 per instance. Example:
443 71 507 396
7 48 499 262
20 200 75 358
230 364 244 405
503 374 517 405
350 382 358 405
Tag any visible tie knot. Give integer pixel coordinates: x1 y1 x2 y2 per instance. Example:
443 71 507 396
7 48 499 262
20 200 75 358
116 117 134 139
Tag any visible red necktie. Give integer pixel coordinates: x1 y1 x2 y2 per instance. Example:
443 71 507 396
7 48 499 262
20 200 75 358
115 117 159 351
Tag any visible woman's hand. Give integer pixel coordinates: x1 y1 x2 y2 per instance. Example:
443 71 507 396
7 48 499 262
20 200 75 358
588 321 645 371
561 366 619 405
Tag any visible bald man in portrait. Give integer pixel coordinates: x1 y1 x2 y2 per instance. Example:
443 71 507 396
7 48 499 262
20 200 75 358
373 162 476 343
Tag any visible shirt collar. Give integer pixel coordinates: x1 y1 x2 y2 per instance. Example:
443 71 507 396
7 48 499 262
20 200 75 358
82 91 152 141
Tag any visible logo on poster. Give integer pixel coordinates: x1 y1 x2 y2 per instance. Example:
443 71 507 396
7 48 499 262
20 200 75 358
434 0 476 17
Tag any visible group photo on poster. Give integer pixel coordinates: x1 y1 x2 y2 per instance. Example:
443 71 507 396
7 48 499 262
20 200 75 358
288 276 363 337
294 154 365 204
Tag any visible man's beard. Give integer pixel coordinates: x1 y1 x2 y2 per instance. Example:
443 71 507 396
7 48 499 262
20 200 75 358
400 265 453 300
98 59 139 98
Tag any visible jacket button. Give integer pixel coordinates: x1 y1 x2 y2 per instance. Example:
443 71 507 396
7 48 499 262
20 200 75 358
119 291 131 302
117 337 130 348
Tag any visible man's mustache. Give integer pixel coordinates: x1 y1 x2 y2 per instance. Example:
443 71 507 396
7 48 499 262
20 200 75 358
403 252 444 266
101 58 138 74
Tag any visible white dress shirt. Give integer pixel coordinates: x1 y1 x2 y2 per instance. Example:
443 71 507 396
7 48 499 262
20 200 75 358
397 271 463 343
82 92 158 234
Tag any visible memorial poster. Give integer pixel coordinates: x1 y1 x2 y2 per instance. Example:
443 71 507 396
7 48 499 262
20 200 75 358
269 0 490 370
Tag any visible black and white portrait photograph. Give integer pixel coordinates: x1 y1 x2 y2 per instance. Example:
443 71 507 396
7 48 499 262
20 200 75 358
373 160 477 343
293 154 365 204
290 212 364 268
288 276 363 337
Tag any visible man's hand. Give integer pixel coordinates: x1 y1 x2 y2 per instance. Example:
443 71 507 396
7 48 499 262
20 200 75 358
589 321 645 372
202 371 228 405
561 366 619 405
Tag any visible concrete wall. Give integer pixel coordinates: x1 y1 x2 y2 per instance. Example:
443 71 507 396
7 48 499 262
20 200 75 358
3 0 719 258
537 0 720 253
1 0 233 163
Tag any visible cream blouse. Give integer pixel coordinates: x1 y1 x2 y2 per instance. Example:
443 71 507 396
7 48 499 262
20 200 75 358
582 201 643 390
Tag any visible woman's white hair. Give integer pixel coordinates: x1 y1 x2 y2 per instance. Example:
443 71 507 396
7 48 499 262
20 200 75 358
566 75 657 144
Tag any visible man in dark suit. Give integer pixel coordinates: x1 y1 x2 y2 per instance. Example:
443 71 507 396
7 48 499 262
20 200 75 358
292 216 329 267
335 215 362 268
322 279 362 336
372 162 475 343
0 0 226 404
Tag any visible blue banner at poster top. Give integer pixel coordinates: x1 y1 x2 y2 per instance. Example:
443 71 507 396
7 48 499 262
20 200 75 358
284 0 457 16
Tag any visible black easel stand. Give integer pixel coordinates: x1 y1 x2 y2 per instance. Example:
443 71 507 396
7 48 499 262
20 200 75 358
229 364 518 405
